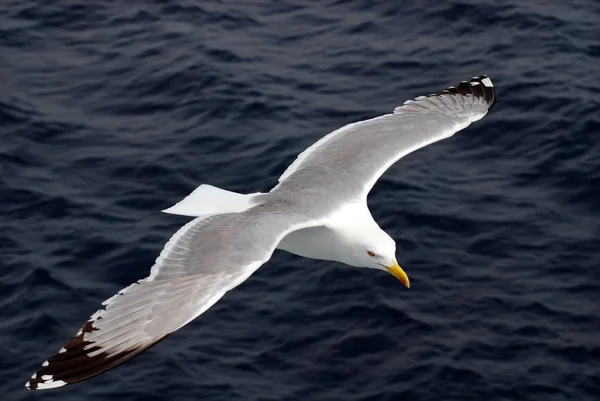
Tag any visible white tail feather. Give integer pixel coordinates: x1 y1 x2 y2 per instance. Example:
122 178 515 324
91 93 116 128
162 184 266 217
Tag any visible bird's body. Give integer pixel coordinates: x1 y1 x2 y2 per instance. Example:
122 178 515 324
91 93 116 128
277 200 386 267
26 75 496 390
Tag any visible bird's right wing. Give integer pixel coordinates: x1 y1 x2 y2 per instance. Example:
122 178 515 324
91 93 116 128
26 208 318 390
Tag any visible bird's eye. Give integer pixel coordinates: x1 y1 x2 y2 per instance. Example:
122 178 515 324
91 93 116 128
367 250 376 257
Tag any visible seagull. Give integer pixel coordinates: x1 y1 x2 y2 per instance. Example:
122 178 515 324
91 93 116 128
26 75 495 390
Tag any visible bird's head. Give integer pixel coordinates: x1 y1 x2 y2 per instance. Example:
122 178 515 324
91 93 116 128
350 229 410 288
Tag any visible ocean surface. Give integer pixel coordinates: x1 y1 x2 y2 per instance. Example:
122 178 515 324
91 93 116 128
1 1 599 400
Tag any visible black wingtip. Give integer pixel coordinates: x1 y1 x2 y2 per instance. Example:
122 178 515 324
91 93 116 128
441 75 496 111
26 314 171 391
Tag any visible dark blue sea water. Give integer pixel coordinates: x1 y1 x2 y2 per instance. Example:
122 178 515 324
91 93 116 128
1 1 599 400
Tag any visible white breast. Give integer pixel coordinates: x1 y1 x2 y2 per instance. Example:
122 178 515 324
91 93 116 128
276 201 378 266
276 225 346 262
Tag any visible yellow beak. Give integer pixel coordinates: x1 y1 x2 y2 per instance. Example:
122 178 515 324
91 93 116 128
385 260 410 288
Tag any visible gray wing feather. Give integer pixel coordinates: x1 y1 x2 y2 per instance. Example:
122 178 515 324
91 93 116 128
26 209 317 390
274 75 495 198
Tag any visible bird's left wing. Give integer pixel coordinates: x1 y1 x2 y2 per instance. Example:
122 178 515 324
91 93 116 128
26 209 318 390
273 75 496 199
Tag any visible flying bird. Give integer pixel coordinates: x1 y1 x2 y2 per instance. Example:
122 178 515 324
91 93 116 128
26 75 495 390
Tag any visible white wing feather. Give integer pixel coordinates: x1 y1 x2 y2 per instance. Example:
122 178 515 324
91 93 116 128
274 75 495 198
26 210 318 390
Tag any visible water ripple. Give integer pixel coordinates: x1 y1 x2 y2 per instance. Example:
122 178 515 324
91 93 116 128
1 0 599 400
